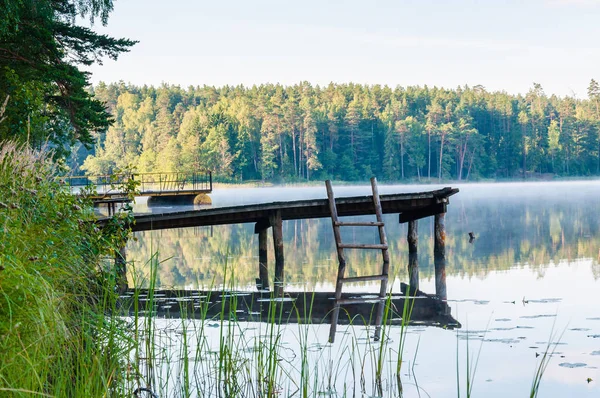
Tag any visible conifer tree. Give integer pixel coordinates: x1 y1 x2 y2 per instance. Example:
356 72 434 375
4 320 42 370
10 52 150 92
0 0 136 155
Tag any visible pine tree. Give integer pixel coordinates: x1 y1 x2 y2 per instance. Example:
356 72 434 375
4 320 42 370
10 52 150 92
0 0 136 154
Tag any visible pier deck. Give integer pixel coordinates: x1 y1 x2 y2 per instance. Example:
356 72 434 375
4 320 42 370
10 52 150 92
106 185 459 307
104 186 458 232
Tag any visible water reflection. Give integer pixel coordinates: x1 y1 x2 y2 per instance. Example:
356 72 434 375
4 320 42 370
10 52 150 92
126 182 600 290
123 182 600 397
120 283 460 330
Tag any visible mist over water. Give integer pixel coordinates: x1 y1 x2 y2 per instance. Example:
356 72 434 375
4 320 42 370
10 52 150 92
127 180 600 397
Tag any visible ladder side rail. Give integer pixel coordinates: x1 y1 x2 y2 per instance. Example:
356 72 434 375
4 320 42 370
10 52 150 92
370 177 391 341
326 179 347 343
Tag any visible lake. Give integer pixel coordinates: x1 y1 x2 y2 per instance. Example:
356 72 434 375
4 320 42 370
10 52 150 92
124 181 600 397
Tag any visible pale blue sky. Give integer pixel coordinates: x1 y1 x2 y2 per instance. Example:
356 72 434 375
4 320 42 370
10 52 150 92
87 0 600 96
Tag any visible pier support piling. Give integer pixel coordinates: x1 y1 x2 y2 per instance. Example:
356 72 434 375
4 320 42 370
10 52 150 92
407 220 419 294
269 210 284 297
257 228 269 291
434 213 447 300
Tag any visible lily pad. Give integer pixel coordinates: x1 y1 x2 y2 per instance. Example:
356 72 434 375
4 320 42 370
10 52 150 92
558 362 587 368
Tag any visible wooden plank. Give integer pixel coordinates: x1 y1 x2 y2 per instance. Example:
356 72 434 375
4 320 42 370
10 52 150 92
338 243 388 249
399 202 446 223
334 221 384 227
337 297 385 305
340 275 386 283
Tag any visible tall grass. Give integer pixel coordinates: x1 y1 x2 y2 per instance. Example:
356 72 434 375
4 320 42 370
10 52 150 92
0 142 131 396
122 256 421 398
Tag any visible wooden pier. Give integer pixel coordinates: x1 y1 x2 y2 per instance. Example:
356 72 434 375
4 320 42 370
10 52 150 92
103 185 458 303
64 171 212 201
123 186 457 231
63 171 213 216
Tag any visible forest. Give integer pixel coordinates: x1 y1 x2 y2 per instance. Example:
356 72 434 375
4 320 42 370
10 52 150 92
77 80 600 182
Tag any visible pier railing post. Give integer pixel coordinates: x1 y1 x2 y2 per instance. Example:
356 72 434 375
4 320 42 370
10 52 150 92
407 220 419 294
434 213 447 300
269 210 284 297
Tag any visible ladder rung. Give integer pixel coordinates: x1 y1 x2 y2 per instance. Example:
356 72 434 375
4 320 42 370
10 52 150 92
341 275 387 283
336 297 386 305
338 243 388 250
334 221 384 227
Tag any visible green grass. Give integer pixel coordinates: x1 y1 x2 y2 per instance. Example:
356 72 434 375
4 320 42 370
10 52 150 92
0 142 132 396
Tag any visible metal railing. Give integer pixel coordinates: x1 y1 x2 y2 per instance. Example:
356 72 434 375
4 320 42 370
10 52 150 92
62 171 212 197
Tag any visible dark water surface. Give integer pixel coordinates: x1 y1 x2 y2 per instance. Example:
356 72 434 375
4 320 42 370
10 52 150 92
126 181 600 397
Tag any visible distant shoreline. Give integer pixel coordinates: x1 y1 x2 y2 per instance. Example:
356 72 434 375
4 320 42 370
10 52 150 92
211 176 600 189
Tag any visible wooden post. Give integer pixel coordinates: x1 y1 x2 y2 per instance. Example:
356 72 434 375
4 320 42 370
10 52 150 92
434 213 447 300
257 228 269 291
115 244 127 293
407 220 419 294
269 210 284 297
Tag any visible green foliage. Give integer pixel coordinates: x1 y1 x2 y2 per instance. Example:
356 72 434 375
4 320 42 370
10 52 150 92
0 0 136 156
78 80 600 181
0 141 130 396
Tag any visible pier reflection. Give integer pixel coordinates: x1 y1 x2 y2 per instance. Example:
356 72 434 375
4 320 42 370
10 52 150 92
119 282 460 330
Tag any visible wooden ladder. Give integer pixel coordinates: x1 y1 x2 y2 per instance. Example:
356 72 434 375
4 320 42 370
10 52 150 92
326 177 391 343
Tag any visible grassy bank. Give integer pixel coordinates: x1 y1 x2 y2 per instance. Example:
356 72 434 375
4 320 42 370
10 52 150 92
0 143 130 396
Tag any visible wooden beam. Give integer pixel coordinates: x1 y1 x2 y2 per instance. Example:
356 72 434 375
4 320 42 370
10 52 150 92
399 203 446 223
269 210 284 297
254 218 271 233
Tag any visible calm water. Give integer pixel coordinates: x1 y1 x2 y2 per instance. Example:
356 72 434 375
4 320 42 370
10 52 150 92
125 181 600 397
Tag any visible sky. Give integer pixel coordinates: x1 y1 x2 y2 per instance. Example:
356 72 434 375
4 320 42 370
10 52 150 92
87 0 600 97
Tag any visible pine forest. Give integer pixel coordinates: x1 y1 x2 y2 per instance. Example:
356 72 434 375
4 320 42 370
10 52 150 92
77 80 600 182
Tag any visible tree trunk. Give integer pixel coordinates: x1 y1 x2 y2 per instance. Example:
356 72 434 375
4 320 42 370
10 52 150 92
522 127 527 179
458 138 468 181
292 129 297 177
466 149 475 180
438 134 445 181
428 129 431 180
400 137 404 179
597 140 599 175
